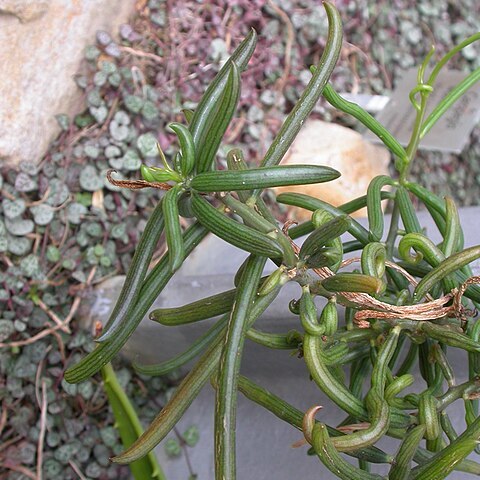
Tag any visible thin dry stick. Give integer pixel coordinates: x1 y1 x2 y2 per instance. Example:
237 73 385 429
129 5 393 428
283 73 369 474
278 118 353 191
0 464 36 480
285 234 466 324
0 189 16 200
224 115 247 143
340 257 434 301
34 352 50 409
267 0 294 93
0 253 13 268
453 276 480 319
50 329 66 363
24 187 51 208
57 210 70 250
0 434 22 454
68 460 88 480
67 124 98 148
337 422 371 433
27 233 43 256
97 97 119 136
355 277 480 323
0 267 96 349
119 45 164 64
223 6 234 50
0 402 7 436
36 379 47 480
107 169 172 191
0 300 79 348
340 257 418 287
49 198 71 212
35 298 71 333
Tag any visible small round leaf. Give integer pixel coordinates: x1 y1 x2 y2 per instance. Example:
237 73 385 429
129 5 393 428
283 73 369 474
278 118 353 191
67 202 87 224
2 198 26 219
5 217 34 236
122 149 141 170
137 132 158 157
80 166 103 192
30 204 54 226
15 172 37 192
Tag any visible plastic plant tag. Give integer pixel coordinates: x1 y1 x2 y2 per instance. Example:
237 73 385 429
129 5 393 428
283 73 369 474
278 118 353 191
365 68 480 153
336 93 390 113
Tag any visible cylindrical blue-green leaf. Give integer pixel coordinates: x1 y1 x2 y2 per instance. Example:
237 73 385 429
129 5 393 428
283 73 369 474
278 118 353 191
95 199 165 343
189 30 257 172
169 122 195 177
215 255 267 480
163 185 185 272
149 288 236 326
191 165 340 192
194 61 241 173
190 192 283 258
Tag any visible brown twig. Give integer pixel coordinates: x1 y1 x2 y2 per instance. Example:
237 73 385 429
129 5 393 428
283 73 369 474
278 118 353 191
35 352 49 409
284 233 475 324
26 233 43 256
97 97 119 136
0 464 36 480
0 267 96 349
0 189 16 200
0 297 80 349
119 45 164 64
340 257 434 301
0 434 22 454
337 422 371 433
0 253 14 268
57 210 70 250
0 402 7 437
107 169 172 191
225 115 247 143
24 187 51 208
91 267 121 286
68 460 88 480
453 276 480 317
36 379 47 480
67 124 98 148
50 329 66 363
35 298 71 333
267 0 294 93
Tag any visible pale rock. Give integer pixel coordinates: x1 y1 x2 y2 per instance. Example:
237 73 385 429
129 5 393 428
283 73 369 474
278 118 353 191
0 0 136 167
0 0 49 22
272 120 391 219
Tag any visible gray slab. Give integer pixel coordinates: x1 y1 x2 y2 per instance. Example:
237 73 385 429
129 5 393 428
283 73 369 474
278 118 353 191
364 68 480 154
86 207 480 479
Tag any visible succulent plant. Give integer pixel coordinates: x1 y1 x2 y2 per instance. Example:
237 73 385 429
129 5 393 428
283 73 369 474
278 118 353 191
60 2 480 479
1 1 479 479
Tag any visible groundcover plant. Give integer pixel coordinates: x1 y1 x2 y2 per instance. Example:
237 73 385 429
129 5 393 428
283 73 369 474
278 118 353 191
65 2 480 478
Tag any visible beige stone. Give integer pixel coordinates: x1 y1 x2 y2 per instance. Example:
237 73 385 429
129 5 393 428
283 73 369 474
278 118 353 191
0 1 49 22
272 120 391 220
0 0 137 167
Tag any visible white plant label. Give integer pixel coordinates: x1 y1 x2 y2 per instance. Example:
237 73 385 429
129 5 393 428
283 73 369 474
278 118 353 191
361 68 480 153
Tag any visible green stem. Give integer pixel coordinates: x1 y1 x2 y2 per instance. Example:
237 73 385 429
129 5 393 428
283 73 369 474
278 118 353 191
214 255 267 480
101 363 166 480
400 92 429 183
